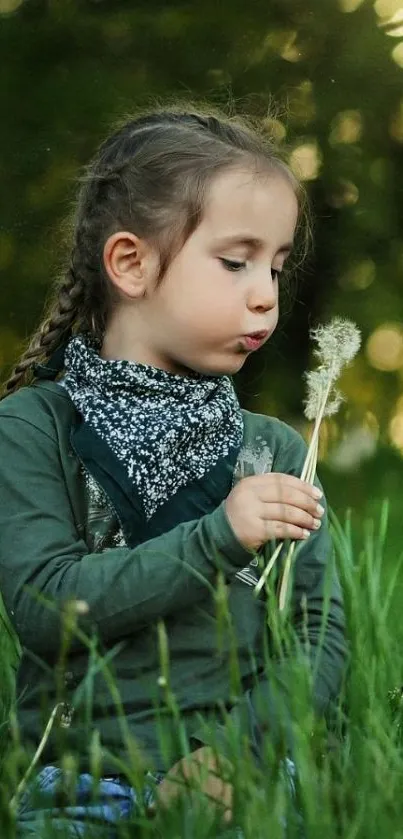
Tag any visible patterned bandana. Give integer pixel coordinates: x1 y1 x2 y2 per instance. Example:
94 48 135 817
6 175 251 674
60 334 244 520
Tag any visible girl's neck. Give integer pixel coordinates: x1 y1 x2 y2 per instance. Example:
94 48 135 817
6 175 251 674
100 321 197 378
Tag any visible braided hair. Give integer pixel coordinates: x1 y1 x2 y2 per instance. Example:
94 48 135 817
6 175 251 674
2 105 308 398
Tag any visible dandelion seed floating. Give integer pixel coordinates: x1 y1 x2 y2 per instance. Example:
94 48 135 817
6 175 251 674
254 317 361 604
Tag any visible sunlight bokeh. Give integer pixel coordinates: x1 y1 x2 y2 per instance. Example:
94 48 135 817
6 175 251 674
329 110 363 145
389 396 403 450
0 0 23 12
375 0 403 21
339 0 366 11
366 324 403 371
391 41 403 63
338 260 376 291
289 142 322 181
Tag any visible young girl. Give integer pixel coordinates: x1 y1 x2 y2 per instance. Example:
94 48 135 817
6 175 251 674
0 107 346 836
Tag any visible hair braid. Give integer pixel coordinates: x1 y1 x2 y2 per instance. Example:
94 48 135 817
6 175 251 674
1 266 84 398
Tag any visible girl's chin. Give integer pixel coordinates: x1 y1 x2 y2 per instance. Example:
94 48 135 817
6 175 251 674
192 353 250 378
170 344 251 377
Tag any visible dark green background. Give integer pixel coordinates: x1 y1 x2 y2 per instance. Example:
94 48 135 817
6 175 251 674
1 0 403 537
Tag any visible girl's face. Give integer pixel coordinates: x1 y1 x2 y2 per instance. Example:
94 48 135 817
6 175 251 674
107 167 299 377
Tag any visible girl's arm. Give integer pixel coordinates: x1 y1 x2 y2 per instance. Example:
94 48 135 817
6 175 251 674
0 416 252 658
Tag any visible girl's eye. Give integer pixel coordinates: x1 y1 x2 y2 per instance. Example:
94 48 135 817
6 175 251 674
220 258 283 280
219 258 246 272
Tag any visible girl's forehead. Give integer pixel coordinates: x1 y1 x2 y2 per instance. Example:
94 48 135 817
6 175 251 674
202 167 298 244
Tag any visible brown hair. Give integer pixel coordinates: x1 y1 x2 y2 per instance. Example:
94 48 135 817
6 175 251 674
2 104 310 398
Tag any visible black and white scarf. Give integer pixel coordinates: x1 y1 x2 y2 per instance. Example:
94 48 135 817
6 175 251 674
60 334 244 520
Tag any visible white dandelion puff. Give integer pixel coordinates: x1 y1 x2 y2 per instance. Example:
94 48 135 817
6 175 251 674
310 317 361 378
322 389 345 417
255 316 361 605
303 370 344 421
302 318 361 444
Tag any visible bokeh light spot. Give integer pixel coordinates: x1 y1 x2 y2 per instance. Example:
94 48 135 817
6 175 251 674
339 259 376 290
375 0 403 20
380 7 403 35
281 32 301 62
366 323 403 371
339 0 365 10
262 117 286 142
329 110 363 145
389 410 403 451
327 179 359 208
0 0 23 12
391 41 403 65
289 142 321 181
328 424 378 472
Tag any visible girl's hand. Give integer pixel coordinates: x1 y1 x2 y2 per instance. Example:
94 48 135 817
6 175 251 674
150 746 233 824
225 472 324 553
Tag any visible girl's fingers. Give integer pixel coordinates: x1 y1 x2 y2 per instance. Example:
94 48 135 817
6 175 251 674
264 520 313 541
257 480 322 514
257 472 321 496
261 502 322 532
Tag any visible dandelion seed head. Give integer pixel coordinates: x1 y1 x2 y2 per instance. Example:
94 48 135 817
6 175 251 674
310 317 361 376
305 372 345 420
304 318 359 421
303 369 329 419
324 389 345 417
259 319 359 602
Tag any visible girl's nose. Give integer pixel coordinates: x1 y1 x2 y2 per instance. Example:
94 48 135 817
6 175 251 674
247 272 278 312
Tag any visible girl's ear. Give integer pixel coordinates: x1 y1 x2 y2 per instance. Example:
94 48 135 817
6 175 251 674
103 231 159 299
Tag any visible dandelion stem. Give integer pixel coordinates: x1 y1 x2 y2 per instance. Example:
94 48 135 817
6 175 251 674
255 377 329 600
301 375 332 482
306 435 319 485
255 317 360 603
277 389 326 609
254 542 283 595
302 432 319 489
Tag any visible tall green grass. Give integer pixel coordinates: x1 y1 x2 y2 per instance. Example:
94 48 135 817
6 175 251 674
1 499 403 838
0 596 20 756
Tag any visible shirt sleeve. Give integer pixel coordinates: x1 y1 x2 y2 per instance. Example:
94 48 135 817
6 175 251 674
0 416 253 658
190 420 347 761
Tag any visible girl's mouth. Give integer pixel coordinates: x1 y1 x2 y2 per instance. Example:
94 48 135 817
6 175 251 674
241 331 269 351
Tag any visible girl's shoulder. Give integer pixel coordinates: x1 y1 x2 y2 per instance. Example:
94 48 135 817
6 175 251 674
241 407 306 447
0 381 75 438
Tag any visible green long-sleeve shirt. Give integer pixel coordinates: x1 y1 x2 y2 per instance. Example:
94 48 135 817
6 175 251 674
0 380 346 772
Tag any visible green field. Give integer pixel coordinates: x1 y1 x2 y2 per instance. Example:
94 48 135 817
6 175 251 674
1 470 403 838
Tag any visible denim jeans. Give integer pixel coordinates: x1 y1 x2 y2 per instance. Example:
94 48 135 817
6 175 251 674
17 765 164 838
16 760 298 838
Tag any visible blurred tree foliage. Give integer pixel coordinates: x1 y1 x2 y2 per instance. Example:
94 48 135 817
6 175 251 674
1 0 403 490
